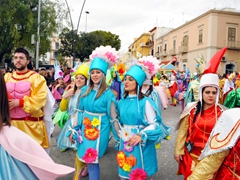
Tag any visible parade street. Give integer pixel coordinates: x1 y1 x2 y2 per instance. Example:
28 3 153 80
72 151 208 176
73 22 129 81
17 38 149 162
50 103 183 180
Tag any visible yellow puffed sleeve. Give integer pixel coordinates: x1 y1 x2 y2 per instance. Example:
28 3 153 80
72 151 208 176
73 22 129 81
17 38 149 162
187 150 230 180
60 98 69 111
4 72 11 82
22 73 47 117
174 115 189 155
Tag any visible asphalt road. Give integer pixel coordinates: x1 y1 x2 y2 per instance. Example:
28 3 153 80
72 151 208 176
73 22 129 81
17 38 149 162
50 103 183 180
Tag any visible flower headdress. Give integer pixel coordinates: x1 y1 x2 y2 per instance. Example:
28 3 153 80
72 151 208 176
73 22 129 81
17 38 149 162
138 56 160 85
89 45 119 75
138 56 160 77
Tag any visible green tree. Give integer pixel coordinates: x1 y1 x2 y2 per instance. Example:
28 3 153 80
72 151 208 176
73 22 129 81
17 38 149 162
0 0 66 64
57 54 68 67
57 28 79 58
57 29 121 62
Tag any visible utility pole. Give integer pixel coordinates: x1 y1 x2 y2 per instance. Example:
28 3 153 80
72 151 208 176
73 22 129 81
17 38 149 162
36 0 41 69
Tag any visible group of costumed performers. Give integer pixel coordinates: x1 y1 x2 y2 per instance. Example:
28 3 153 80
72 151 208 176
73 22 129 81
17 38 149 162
1 47 74 179
174 47 239 179
64 46 172 180
174 70 191 112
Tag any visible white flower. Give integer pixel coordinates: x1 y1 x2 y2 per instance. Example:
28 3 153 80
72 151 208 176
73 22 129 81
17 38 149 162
118 127 134 141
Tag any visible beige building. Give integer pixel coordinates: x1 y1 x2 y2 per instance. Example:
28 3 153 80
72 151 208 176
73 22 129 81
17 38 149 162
128 33 151 58
49 36 74 67
151 8 240 75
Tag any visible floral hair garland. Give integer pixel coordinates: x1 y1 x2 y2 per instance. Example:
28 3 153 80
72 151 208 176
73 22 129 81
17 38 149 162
138 56 160 77
90 45 119 69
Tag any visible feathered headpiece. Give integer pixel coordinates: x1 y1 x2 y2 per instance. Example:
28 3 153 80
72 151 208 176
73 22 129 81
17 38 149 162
89 45 119 75
54 60 63 81
194 54 206 75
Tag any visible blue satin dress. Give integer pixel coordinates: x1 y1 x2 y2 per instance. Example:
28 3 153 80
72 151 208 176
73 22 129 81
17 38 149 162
56 92 80 151
116 95 171 179
76 86 116 163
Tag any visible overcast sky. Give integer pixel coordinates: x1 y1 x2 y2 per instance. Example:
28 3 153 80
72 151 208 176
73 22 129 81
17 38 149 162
63 0 240 52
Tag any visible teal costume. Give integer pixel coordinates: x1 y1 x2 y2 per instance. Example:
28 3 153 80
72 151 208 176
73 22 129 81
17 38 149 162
223 88 240 108
75 86 116 163
117 95 171 178
56 91 80 151
149 89 162 117
184 79 200 106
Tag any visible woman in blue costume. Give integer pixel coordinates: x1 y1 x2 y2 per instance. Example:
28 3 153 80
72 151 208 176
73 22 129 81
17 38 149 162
56 63 89 152
0 70 74 180
68 46 119 180
116 61 171 180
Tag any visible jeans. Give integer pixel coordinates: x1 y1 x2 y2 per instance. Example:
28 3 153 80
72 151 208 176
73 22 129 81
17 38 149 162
88 163 100 180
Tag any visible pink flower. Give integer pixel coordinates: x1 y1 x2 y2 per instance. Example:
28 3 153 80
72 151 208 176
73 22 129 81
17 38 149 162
70 69 74 73
59 71 63 76
92 54 98 59
143 61 154 75
82 148 98 163
105 52 116 63
129 168 147 180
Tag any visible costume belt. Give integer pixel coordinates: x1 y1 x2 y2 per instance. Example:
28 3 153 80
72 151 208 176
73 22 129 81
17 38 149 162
11 116 43 121
123 124 146 129
84 110 106 116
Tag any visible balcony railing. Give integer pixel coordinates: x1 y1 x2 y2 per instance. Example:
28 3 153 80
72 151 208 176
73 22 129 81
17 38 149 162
225 40 240 49
169 49 177 55
146 40 154 47
178 45 188 53
160 51 167 56
155 52 160 58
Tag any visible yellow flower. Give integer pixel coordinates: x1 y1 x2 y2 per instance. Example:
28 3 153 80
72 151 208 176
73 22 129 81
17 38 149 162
91 118 100 127
122 162 131 172
165 135 171 140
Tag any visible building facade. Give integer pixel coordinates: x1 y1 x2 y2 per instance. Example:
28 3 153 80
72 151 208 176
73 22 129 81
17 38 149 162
151 8 240 75
128 33 151 58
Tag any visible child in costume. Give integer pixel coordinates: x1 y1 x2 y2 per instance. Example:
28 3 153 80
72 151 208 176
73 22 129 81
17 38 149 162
51 61 66 112
68 46 119 180
56 63 89 151
115 58 171 179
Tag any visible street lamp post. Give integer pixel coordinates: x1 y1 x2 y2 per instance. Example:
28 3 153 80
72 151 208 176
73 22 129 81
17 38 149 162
85 11 89 32
36 0 41 69
65 0 87 67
